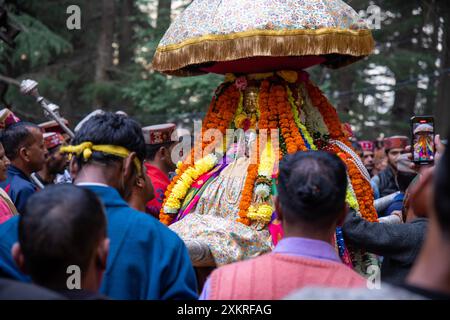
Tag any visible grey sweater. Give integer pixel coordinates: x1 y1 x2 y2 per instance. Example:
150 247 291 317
342 213 428 285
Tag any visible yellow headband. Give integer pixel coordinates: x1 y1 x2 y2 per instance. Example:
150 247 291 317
60 142 142 176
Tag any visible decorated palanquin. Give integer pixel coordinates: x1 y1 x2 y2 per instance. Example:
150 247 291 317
152 0 379 276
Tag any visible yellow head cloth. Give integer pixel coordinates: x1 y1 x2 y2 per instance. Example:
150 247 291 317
60 142 142 176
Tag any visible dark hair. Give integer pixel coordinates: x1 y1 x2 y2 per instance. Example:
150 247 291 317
0 122 40 160
18 184 106 288
277 151 348 226
351 141 363 155
145 142 174 161
434 135 450 237
72 112 145 170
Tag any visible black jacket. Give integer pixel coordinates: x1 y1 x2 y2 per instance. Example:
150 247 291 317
376 166 400 198
343 214 428 285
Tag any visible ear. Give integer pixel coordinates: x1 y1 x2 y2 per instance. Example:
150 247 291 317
274 196 283 222
159 146 168 160
123 152 137 181
18 147 29 163
11 243 27 274
69 157 78 181
135 175 144 188
96 238 110 271
336 203 349 227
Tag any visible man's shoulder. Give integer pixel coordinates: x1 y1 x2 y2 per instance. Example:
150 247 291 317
112 206 185 246
0 215 19 238
8 173 34 190
211 254 272 278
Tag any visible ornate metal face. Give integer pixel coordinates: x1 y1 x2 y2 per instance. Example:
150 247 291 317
243 86 259 114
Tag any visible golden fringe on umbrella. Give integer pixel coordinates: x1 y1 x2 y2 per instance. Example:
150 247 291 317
153 28 375 76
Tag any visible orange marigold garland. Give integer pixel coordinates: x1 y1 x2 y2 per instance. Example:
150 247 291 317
327 144 378 222
237 136 259 226
271 84 307 154
160 84 240 225
305 80 351 147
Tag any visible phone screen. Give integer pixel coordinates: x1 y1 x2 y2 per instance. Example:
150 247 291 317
412 117 435 164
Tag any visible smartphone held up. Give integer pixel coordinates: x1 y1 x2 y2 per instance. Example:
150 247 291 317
411 116 435 165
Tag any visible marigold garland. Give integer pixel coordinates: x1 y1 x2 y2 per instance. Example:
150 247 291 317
329 144 377 222
305 80 351 147
160 84 240 225
247 140 277 223
272 84 307 154
237 137 259 226
163 153 218 214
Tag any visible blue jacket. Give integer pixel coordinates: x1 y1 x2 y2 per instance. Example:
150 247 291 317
0 185 198 300
0 165 38 214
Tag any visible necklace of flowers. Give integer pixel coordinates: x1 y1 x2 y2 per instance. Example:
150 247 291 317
247 140 276 224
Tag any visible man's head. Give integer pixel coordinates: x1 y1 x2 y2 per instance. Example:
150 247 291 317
142 124 178 173
384 136 408 170
351 141 363 159
0 138 11 182
69 113 145 199
359 141 375 173
276 151 348 236
44 132 68 175
12 184 109 291
0 122 47 175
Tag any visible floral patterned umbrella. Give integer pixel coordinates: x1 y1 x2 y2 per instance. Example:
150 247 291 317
152 0 374 76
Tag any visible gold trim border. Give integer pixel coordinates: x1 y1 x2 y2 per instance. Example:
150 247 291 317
156 28 373 53
152 28 375 76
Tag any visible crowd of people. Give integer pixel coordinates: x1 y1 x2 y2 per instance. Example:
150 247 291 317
0 107 448 300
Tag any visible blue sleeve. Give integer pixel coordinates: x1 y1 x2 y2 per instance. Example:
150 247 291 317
199 278 211 300
0 217 30 281
160 237 198 300
370 177 380 200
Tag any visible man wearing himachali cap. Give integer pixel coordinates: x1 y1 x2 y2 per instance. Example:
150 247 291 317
359 140 375 177
34 132 68 186
142 123 178 218
371 136 409 199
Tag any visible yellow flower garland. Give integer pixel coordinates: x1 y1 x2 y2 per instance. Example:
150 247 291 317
258 141 276 178
346 180 360 212
163 153 218 213
247 204 273 223
247 141 276 223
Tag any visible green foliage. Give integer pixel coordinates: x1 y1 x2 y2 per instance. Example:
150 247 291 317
8 13 72 68
0 0 446 138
